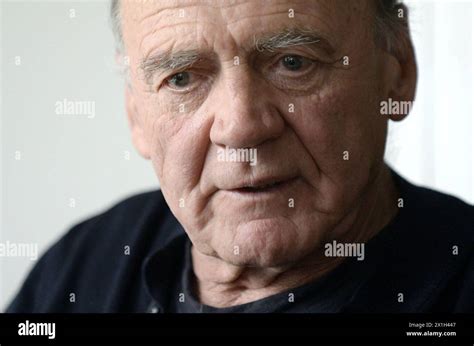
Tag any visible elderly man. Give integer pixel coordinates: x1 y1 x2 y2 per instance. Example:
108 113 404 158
7 0 473 313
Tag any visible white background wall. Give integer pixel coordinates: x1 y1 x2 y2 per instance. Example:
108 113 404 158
386 0 473 203
1 0 473 311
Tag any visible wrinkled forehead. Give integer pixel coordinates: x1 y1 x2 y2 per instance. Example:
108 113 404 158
121 0 374 61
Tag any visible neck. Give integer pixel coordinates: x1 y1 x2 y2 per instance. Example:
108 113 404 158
191 165 399 308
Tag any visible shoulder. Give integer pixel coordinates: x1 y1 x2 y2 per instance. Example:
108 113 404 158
43 189 171 266
6 189 178 312
367 170 474 312
61 189 169 246
395 171 474 243
406 183 474 311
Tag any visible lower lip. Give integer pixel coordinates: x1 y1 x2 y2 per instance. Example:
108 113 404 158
225 177 299 197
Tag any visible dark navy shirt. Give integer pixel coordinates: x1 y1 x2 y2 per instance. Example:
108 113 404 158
6 170 474 313
171 238 375 313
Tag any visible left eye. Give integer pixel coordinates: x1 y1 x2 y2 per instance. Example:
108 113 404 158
166 72 191 88
280 55 305 71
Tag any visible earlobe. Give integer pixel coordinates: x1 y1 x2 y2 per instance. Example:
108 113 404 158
125 87 151 160
385 35 418 122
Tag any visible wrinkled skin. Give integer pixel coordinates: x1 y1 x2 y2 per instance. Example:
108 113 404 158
121 0 417 306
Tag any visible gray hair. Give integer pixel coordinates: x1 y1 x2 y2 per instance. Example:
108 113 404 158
110 0 410 57
374 0 411 59
110 0 123 54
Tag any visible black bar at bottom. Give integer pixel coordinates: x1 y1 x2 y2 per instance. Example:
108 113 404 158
0 313 472 345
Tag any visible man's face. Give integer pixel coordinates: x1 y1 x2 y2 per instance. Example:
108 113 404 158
122 0 392 267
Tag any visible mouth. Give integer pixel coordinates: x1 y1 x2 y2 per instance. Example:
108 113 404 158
229 177 298 194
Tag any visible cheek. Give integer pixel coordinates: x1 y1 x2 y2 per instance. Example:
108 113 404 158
295 80 383 163
139 100 212 210
288 80 386 203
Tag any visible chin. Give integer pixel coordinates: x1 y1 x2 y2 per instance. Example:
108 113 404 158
219 217 310 268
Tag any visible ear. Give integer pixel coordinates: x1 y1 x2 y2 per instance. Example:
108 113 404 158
381 21 418 122
125 86 151 159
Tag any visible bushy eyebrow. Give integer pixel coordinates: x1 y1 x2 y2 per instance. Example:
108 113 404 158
254 27 334 54
139 27 334 83
140 50 201 84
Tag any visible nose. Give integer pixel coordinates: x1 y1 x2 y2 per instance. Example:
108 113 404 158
209 68 285 149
